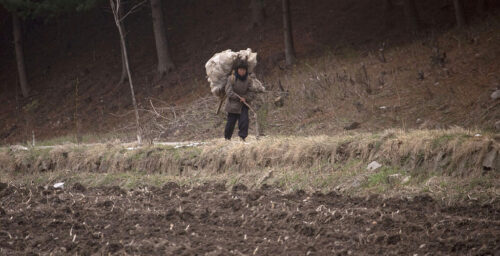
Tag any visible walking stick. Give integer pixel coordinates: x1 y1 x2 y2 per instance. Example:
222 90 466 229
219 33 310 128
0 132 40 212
216 91 260 139
216 95 226 115
233 93 260 140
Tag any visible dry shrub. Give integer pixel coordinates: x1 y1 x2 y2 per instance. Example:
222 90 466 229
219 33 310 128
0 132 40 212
141 96 223 142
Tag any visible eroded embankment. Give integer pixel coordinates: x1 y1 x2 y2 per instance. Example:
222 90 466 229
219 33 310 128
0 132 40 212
0 129 498 196
1 129 498 175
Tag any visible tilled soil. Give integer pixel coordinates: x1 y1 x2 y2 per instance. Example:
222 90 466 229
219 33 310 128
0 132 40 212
0 182 499 255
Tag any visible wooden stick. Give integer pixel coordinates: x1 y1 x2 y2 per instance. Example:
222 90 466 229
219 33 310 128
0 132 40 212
233 93 260 140
216 95 226 115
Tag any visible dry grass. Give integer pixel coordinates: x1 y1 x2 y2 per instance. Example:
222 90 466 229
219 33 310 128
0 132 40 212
199 127 498 176
1 128 498 201
256 16 500 137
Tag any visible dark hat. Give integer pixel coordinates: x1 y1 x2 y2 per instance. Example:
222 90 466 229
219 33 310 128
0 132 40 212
234 57 248 70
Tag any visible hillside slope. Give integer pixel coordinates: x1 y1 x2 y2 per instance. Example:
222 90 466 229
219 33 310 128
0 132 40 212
0 0 499 144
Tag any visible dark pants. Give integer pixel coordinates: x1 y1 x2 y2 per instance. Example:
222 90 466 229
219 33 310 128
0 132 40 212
224 105 249 140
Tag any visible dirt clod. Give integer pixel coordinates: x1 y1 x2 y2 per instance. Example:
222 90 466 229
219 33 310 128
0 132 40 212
72 182 86 192
232 183 247 192
344 121 361 130
0 182 7 191
163 182 180 190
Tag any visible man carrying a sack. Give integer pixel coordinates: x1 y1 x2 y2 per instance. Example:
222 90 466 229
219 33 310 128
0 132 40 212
224 59 257 141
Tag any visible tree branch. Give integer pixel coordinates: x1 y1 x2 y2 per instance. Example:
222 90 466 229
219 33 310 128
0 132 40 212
120 0 147 22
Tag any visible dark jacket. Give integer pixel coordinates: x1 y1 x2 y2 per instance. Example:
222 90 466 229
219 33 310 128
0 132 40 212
224 74 256 114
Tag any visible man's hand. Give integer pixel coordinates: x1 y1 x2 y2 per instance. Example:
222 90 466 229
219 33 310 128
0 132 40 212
240 97 246 103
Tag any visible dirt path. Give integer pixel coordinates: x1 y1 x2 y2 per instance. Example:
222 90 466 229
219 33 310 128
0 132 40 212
1 183 499 255
1 141 205 151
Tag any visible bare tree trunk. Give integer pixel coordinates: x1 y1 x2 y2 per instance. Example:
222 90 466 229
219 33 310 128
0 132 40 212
150 0 175 78
453 0 466 28
250 0 265 27
282 0 296 66
12 13 29 98
403 0 419 31
118 2 128 84
74 77 82 144
110 0 142 144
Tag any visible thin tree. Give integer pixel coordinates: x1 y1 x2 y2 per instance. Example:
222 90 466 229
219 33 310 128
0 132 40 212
282 0 296 66
3 0 102 97
3 0 100 145
452 0 466 28
250 0 265 27
150 0 175 78
118 2 128 84
403 0 419 31
12 13 29 98
110 0 142 144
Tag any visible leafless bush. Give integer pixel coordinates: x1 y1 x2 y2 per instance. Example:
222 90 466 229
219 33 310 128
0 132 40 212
140 96 222 142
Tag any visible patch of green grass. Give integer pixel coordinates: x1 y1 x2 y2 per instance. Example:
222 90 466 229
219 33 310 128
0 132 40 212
412 151 426 167
400 154 411 166
421 187 430 193
273 170 304 191
36 132 131 146
228 174 241 187
313 173 337 190
431 134 456 149
257 102 270 134
182 147 202 159
71 172 177 189
167 147 196 161
153 144 175 151
99 173 120 186
466 176 494 190
410 169 433 185
31 175 48 184
431 133 469 149
20 147 52 164
124 145 202 163
37 134 76 146
369 133 382 140
333 159 361 173
438 180 450 190
373 140 383 152
70 145 86 154
365 167 404 191
130 149 149 160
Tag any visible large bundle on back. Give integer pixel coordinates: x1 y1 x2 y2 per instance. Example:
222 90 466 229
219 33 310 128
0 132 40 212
205 48 259 98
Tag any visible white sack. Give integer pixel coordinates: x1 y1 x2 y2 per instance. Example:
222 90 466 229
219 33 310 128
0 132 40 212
205 48 258 98
249 74 265 93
